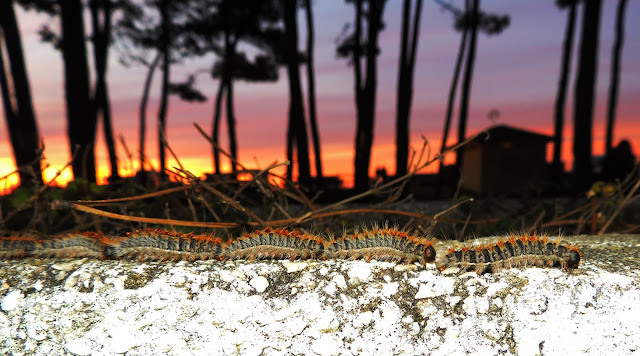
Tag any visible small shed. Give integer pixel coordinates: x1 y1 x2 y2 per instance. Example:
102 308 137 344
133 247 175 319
460 125 552 196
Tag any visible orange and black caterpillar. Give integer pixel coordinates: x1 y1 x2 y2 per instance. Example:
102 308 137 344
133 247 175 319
324 228 436 265
221 227 324 260
0 229 581 274
0 227 434 264
0 236 37 259
33 232 107 259
436 234 581 274
104 229 223 261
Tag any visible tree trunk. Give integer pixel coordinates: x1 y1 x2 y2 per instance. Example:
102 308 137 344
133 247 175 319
157 0 170 180
395 0 411 178
395 0 422 178
220 30 239 176
284 0 311 187
226 77 237 175
211 77 226 174
436 0 468 194
286 111 294 180
0 36 15 123
99 76 117 179
455 0 478 171
573 0 602 191
605 0 628 155
352 0 365 190
354 0 385 192
225 39 238 176
304 0 323 181
90 0 119 181
552 0 577 182
59 0 96 183
139 53 161 171
0 0 42 187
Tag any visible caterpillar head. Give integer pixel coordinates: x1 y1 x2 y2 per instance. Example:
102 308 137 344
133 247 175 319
566 246 581 269
424 244 437 264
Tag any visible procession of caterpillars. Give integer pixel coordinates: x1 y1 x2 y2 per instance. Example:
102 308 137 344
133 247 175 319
0 227 581 274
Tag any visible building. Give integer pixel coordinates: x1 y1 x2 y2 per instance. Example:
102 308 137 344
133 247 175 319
460 125 552 196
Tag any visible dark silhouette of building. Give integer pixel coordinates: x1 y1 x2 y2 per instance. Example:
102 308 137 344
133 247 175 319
602 140 637 182
460 125 552 196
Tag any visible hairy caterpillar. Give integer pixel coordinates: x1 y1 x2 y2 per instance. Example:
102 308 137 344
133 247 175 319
32 232 107 259
324 227 436 265
0 236 37 258
221 227 324 260
104 229 223 261
436 234 581 274
1 229 581 275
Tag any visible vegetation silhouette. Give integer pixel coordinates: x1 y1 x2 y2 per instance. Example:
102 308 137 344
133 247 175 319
395 0 423 179
552 0 579 184
90 0 119 181
0 0 42 186
605 0 629 156
303 0 324 184
573 0 602 191
60 0 97 183
282 0 312 186
0 0 634 208
434 0 509 195
158 0 287 178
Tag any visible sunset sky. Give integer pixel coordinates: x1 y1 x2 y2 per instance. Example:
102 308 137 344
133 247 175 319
1 1 639 189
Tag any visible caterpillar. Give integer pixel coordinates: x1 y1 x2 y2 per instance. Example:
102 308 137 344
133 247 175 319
221 227 324 261
0 236 37 259
1 229 581 274
32 232 107 259
324 227 436 265
104 229 223 261
436 234 581 274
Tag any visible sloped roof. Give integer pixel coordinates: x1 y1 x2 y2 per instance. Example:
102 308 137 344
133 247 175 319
466 125 553 145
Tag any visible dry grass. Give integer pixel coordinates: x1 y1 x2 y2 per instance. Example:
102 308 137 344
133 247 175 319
2 128 639 240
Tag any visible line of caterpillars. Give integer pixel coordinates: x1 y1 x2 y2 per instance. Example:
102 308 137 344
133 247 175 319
0 227 581 274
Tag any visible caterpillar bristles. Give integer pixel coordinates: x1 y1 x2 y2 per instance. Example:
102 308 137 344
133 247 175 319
104 229 223 261
0 236 38 259
33 232 107 259
221 227 324 261
436 233 581 274
324 225 436 265
1 228 581 275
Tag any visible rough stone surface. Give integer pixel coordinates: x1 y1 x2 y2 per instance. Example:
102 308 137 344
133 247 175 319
0 235 638 355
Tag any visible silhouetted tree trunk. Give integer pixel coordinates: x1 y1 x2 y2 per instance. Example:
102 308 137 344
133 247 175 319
304 0 323 181
605 0 628 155
0 0 42 187
283 0 311 186
351 0 365 189
90 0 119 181
286 112 294 179
185 1 282 176
157 0 170 180
573 0 602 190
455 0 478 170
139 53 161 171
60 0 96 183
437 0 468 193
0 44 14 122
211 77 226 174
395 0 422 178
226 79 237 175
0 39 15 135
552 0 578 182
284 15 294 182
351 0 386 192
225 34 238 176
